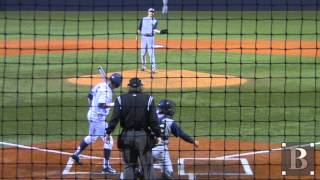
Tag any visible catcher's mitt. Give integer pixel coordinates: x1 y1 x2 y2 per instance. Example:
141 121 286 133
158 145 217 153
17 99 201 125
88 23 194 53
160 29 168 34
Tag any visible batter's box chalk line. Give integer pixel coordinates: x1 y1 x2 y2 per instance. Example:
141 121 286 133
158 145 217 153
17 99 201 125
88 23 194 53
63 155 122 175
178 157 253 180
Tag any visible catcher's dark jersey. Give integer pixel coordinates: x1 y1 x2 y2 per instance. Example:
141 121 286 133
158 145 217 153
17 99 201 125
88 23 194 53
157 113 195 146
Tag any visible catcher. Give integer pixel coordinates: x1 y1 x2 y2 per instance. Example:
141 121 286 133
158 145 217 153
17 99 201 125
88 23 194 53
151 99 199 179
137 8 168 73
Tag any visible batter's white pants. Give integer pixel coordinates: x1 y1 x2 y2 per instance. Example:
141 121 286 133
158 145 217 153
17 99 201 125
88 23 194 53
84 113 113 150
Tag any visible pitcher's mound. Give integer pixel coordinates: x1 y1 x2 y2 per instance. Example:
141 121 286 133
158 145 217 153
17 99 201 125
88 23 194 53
67 69 247 89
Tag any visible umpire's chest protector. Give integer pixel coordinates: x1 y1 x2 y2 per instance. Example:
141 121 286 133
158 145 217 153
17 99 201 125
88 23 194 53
118 93 152 126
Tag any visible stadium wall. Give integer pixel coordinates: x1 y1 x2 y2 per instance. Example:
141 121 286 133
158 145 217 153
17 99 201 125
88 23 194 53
1 0 319 11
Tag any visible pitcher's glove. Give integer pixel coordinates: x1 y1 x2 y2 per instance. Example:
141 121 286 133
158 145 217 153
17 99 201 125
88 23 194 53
160 29 168 34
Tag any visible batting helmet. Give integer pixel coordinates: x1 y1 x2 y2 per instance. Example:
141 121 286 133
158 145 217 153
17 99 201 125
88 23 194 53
157 99 176 116
109 73 122 88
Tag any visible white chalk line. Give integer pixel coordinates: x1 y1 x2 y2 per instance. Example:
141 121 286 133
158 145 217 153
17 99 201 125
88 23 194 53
178 141 320 179
154 44 164 48
215 141 320 159
0 141 121 176
62 156 121 176
0 141 102 160
63 157 74 175
2 141 319 178
240 158 253 175
178 157 253 180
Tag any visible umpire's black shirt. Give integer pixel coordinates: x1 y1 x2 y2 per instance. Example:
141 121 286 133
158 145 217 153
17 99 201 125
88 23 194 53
106 92 161 137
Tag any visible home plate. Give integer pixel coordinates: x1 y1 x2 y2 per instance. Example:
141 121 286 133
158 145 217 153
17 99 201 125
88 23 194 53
154 45 164 48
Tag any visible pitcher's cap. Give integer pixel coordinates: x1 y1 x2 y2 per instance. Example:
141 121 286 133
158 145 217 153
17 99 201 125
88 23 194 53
148 8 155 12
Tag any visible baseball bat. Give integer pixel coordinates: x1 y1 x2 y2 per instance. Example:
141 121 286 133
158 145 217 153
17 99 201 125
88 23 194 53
97 65 117 106
97 65 109 84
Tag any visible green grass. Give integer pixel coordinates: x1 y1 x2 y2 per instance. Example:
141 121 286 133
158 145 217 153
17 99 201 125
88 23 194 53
0 11 319 40
0 11 319 145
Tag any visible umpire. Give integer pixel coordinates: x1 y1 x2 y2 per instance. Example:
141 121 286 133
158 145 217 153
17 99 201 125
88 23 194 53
105 77 161 180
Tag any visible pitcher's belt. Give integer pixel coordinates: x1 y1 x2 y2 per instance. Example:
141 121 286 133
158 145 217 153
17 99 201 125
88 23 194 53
142 34 154 37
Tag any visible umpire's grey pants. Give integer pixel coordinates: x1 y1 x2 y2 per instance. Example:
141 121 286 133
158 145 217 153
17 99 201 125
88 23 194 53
122 130 155 180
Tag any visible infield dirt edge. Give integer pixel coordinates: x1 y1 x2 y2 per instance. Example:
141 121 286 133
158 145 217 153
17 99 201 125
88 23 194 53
67 69 248 88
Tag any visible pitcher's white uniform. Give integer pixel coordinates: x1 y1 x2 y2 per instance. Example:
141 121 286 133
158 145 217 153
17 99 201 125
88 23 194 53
138 8 158 73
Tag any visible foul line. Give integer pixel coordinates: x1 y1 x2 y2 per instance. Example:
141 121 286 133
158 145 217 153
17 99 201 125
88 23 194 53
215 141 320 159
0 141 121 176
0 141 102 159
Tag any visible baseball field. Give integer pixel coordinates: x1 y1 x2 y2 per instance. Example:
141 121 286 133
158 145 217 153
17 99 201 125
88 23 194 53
0 10 320 179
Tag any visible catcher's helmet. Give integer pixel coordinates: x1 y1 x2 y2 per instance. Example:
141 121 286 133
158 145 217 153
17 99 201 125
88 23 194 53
109 73 122 88
157 99 176 116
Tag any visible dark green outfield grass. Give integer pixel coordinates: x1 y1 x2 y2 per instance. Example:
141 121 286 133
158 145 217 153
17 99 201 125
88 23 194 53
0 11 319 40
0 11 319 145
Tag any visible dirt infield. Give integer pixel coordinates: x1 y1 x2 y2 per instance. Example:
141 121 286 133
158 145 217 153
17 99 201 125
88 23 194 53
67 69 247 88
0 139 319 179
0 39 318 57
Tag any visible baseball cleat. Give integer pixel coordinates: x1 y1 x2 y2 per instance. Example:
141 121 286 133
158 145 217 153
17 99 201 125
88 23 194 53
135 168 143 179
141 65 146 71
71 155 82 165
102 166 117 174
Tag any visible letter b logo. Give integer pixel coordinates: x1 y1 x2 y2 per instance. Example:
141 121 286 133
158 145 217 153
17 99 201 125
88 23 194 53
281 143 315 176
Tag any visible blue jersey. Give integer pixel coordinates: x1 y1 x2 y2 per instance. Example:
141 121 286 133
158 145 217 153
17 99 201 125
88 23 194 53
138 16 158 36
